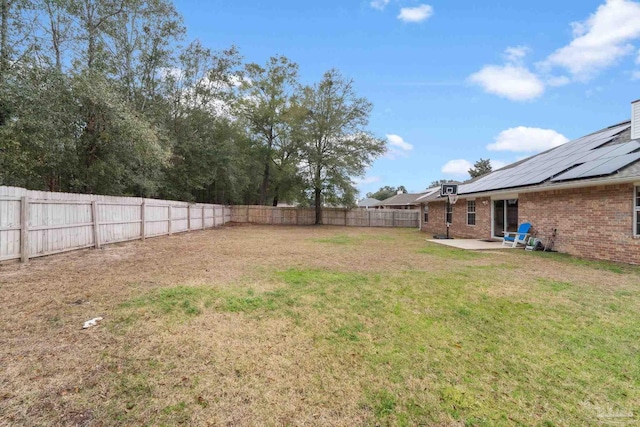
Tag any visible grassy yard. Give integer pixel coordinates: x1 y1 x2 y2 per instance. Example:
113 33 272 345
1 225 639 426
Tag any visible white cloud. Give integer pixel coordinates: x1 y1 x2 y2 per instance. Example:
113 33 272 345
386 134 413 151
542 0 640 81
384 149 405 160
353 175 381 185
468 46 544 101
397 4 433 23
370 0 390 10
632 70 640 79
487 127 569 153
442 159 473 176
504 46 529 63
468 64 545 101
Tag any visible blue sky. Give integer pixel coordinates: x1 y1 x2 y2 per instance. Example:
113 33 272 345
174 0 640 196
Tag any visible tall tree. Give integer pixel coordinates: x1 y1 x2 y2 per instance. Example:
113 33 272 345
0 0 32 79
107 0 184 106
37 0 74 72
0 0 33 125
296 69 385 224
160 41 251 203
235 55 300 205
468 158 492 178
69 0 127 71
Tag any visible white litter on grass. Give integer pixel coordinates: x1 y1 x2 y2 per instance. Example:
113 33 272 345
83 317 103 329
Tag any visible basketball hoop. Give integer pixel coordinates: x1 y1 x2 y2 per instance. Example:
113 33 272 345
447 194 459 205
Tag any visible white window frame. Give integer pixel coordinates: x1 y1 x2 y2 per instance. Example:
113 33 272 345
423 205 429 223
467 199 476 226
635 186 640 237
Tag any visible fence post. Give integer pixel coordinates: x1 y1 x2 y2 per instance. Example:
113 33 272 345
217 205 220 227
168 205 173 235
295 208 299 225
20 196 29 263
141 200 146 241
202 206 206 230
392 210 396 227
187 205 191 231
344 209 348 226
91 200 101 249
368 209 371 227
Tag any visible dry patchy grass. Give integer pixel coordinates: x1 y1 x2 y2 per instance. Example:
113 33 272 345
1 225 639 426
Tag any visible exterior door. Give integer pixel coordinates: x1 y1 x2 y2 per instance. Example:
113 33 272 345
493 200 505 237
493 199 518 237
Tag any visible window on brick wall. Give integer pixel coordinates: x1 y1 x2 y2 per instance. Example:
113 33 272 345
445 203 453 224
467 200 476 226
423 205 429 223
635 186 640 236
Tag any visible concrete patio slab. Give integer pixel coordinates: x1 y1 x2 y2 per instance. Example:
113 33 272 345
427 239 515 250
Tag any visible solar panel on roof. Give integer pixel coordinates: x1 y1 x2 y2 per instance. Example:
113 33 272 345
551 152 640 182
458 122 633 194
549 158 611 182
573 141 638 163
582 152 640 177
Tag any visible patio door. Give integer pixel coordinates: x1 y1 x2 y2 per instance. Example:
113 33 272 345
493 199 518 238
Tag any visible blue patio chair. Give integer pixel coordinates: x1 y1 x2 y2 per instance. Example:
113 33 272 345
502 222 532 248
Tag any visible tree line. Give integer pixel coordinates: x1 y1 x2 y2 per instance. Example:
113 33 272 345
0 0 385 223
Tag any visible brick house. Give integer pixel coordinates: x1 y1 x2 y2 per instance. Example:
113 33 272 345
418 104 640 265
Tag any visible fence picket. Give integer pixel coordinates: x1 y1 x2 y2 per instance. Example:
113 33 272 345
228 206 419 228
0 186 230 262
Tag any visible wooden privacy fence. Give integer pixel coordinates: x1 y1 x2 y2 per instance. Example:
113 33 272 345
231 206 420 228
0 186 231 262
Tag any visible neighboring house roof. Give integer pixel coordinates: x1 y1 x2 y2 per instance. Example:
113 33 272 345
357 198 380 208
414 186 444 203
421 120 640 202
378 192 428 206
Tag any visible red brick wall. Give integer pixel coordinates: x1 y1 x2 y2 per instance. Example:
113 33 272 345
421 184 640 264
519 184 640 265
421 197 491 239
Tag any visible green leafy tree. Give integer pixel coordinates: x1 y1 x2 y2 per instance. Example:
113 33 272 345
468 158 493 178
107 0 185 106
296 69 386 223
71 72 169 195
366 185 406 200
0 66 77 190
235 55 301 205
159 41 252 203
